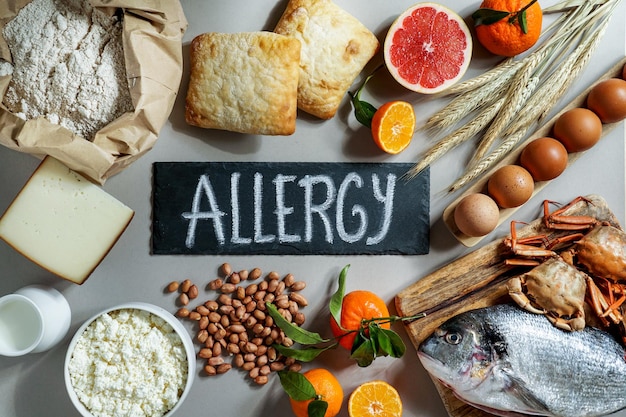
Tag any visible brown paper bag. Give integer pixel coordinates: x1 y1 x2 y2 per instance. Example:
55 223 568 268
0 0 188 184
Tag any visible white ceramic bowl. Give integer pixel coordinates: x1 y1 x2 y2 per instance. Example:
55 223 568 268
64 302 195 417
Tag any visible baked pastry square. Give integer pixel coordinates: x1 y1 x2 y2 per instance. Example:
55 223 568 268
185 32 301 135
274 0 379 119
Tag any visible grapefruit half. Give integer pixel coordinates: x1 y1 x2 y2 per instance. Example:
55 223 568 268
384 3 472 94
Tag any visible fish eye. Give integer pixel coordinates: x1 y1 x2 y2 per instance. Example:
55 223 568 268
444 332 462 345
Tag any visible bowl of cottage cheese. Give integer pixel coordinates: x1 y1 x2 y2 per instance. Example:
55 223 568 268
64 303 195 417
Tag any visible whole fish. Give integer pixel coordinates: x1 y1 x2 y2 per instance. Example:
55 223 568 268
418 304 626 417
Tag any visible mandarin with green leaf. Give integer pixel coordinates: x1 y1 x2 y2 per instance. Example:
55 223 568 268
289 368 343 417
330 290 390 350
474 0 543 57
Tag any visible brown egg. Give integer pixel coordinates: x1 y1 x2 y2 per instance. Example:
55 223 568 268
587 78 626 124
454 193 500 237
553 108 602 152
487 165 534 208
623 63 626 80
520 137 568 181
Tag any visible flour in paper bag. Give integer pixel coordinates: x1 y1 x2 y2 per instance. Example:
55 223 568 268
1 0 133 140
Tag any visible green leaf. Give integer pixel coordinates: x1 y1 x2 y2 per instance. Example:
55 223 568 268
518 10 528 34
350 334 376 367
266 302 329 345
472 8 510 26
273 343 336 362
369 324 389 357
379 328 406 358
278 370 316 401
329 265 349 330
349 74 378 128
308 400 329 417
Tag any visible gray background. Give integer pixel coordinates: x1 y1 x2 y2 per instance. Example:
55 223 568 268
1 1 625 416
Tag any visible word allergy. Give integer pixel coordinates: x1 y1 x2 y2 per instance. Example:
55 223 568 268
151 162 429 255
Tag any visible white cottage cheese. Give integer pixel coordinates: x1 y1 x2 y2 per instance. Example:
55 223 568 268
68 309 188 417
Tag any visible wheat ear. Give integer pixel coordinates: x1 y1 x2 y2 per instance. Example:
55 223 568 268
449 130 526 192
406 97 506 179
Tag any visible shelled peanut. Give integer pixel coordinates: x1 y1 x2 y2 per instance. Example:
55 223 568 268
166 263 307 385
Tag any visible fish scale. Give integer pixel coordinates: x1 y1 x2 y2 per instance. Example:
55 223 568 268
418 304 626 417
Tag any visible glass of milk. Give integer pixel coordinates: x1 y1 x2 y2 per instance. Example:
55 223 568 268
0 285 71 356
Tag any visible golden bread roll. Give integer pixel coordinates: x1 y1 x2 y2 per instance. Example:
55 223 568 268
274 0 379 119
185 32 301 135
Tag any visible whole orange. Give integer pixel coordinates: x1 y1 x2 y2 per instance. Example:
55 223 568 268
330 290 390 350
289 368 344 417
475 0 543 57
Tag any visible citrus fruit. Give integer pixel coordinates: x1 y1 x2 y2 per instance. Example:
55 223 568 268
348 380 403 417
330 290 390 350
370 101 415 154
383 3 472 94
474 0 543 57
289 368 344 417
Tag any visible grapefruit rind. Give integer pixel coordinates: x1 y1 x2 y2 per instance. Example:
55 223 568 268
383 2 472 94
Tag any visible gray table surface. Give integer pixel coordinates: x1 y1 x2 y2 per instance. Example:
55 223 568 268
1 1 625 416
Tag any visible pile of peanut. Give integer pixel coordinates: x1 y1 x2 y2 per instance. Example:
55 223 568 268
166 263 308 385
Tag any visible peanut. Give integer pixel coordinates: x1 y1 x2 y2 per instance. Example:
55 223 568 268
216 363 232 374
181 279 192 293
283 273 295 287
196 305 210 316
249 267 262 281
220 283 236 294
198 348 212 359
168 264 310 385
166 281 180 293
188 284 199 299
178 293 189 306
254 375 269 385
220 262 233 277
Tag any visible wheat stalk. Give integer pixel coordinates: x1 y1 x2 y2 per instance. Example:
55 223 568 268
449 130 526 192
441 58 520 96
421 70 512 132
408 0 620 191
468 50 545 166
456 0 617 190
406 97 506 179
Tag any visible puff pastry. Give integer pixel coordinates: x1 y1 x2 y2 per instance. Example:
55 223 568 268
274 0 379 119
185 32 301 135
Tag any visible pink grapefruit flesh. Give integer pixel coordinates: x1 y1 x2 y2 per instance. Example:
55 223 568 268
384 3 472 94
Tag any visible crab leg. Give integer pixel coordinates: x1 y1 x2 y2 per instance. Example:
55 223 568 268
543 197 599 230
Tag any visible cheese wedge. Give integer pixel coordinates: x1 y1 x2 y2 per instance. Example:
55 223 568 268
0 157 134 284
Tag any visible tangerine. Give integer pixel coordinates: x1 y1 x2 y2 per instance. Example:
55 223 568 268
383 3 472 94
289 368 344 417
348 380 403 417
474 0 543 57
330 290 390 350
370 101 415 154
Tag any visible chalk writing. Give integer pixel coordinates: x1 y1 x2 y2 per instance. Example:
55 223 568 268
152 162 429 255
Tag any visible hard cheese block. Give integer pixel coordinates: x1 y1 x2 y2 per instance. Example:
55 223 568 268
0 157 134 284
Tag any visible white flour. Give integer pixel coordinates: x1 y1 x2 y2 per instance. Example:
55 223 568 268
2 0 133 140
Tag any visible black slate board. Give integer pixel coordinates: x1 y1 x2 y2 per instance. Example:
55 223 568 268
151 162 429 255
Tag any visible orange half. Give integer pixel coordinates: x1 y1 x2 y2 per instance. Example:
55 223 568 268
348 380 403 417
371 101 415 154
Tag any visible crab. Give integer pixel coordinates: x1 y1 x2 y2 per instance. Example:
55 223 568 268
503 196 626 334
507 257 587 331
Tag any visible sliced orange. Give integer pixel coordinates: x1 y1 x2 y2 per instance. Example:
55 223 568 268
370 101 415 154
348 380 402 417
